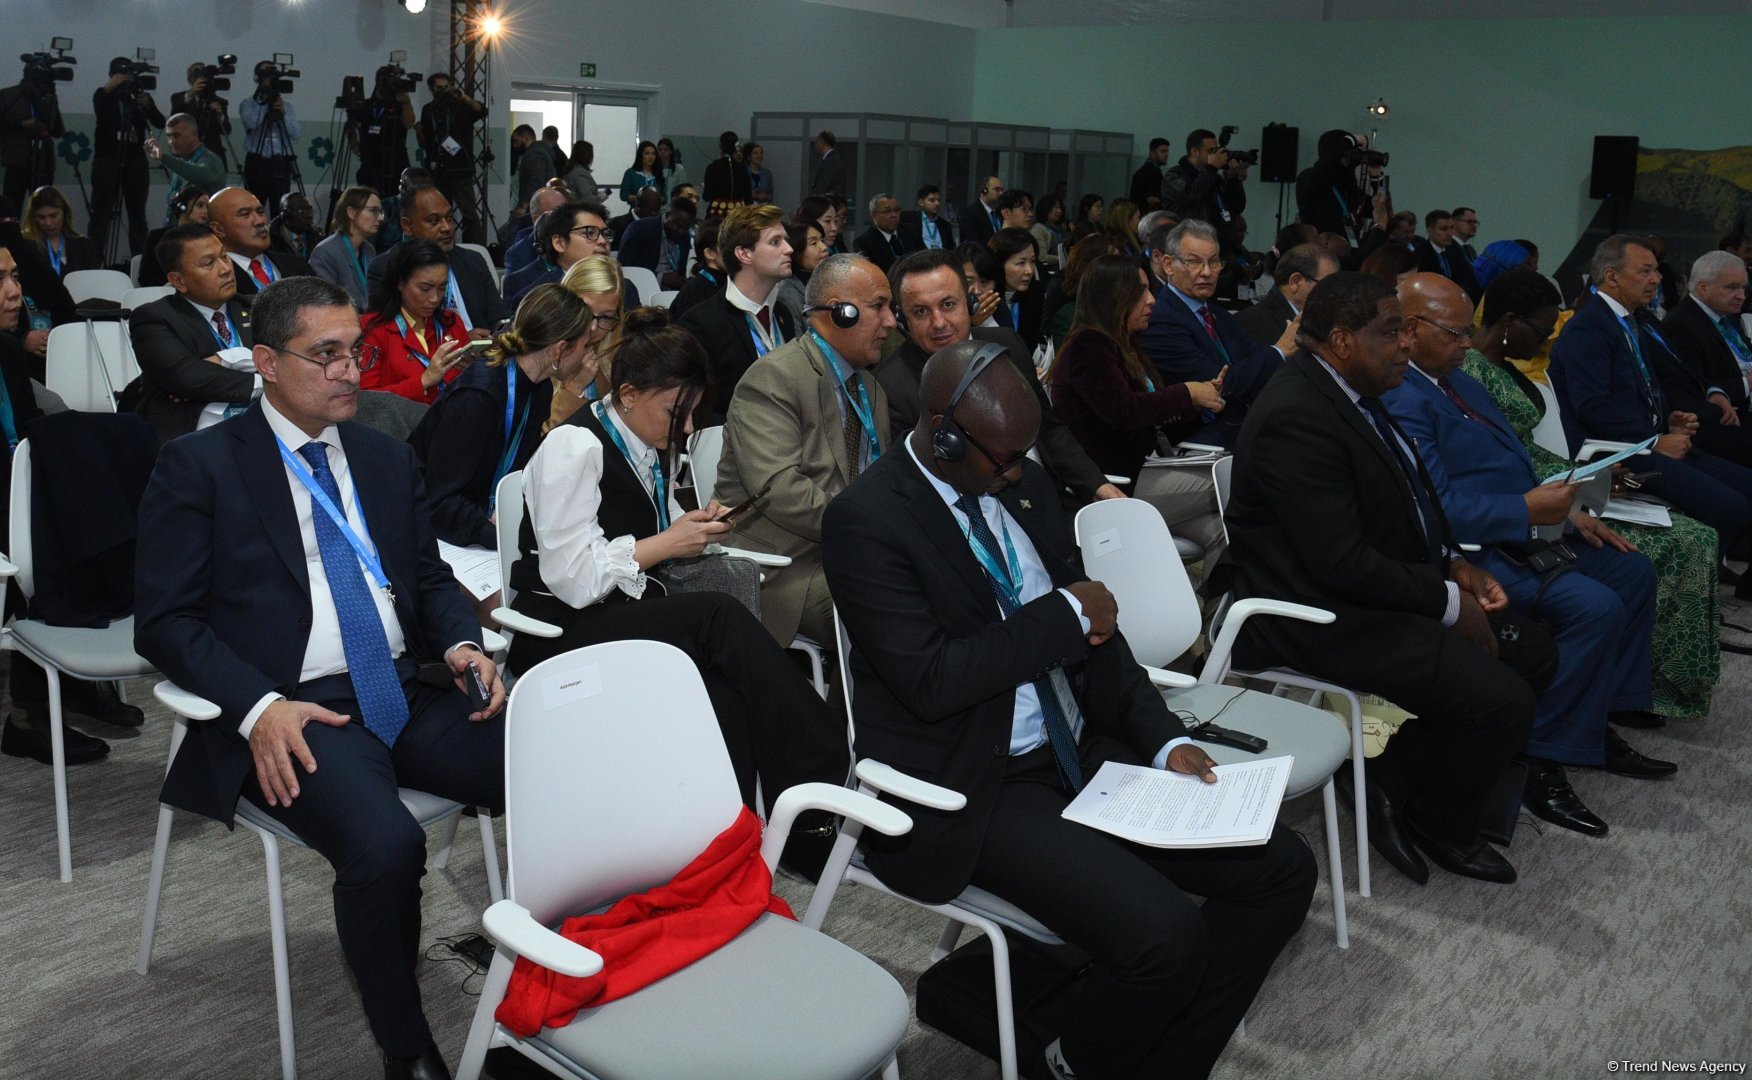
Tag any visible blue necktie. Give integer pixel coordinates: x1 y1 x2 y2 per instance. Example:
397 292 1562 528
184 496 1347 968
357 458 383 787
297 442 409 747
1618 315 1664 426
954 494 1084 793
1357 397 1441 559
1718 316 1752 365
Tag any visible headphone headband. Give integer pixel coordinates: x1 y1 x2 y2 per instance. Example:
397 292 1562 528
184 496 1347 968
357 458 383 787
932 341 1009 463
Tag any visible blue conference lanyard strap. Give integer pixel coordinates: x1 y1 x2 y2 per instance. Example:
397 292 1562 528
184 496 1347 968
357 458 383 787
490 363 531 512
273 436 394 597
593 399 671 530
808 329 882 462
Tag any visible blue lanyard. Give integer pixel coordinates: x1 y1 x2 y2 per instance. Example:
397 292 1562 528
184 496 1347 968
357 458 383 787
273 436 394 595
394 311 438 369
747 311 782 358
593 400 670 530
1719 318 1752 364
809 330 881 463
923 219 940 247
444 271 472 330
490 364 530 511
959 498 1024 609
0 372 18 450
45 238 63 276
340 234 370 296
699 268 718 285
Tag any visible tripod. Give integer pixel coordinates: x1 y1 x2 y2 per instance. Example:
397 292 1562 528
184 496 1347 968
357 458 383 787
323 106 358 228
249 94 304 218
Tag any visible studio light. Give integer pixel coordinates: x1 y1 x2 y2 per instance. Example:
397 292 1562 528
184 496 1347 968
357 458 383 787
400 0 427 13
480 13 503 38
1367 98 1390 118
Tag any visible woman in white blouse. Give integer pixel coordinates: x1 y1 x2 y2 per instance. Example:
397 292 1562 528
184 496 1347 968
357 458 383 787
505 309 848 818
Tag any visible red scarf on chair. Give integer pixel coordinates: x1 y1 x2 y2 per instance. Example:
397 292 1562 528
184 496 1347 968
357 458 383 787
494 806 795 1037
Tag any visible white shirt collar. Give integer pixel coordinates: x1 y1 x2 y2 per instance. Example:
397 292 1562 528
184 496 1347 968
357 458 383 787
1165 281 1208 317
1410 361 1440 387
725 277 775 315
1596 289 1632 320
1690 293 1729 322
182 294 224 324
262 393 342 454
1311 353 1365 405
903 430 970 512
602 398 656 469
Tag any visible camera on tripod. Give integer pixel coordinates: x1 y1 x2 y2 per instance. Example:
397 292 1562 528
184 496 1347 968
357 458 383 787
254 54 299 99
19 38 76 93
116 49 159 93
1217 125 1259 167
193 53 237 94
1359 148 1389 168
375 51 422 97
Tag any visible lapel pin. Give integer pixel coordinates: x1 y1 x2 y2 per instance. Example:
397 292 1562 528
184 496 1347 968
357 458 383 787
1018 499 1032 510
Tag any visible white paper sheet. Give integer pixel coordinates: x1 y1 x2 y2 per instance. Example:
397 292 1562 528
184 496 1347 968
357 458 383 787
439 540 502 600
1599 496 1672 528
1060 756 1293 849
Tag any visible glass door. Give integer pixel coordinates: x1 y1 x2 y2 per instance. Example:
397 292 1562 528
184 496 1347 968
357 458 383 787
579 89 651 214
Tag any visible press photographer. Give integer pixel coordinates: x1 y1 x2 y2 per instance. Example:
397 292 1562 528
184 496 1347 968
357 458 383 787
169 55 235 166
417 70 487 245
0 45 72 206
239 57 300 217
1294 128 1379 247
91 54 166 259
348 60 417 198
1161 127 1249 234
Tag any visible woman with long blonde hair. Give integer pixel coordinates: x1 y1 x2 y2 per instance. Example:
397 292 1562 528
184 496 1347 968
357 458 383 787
550 254 626 429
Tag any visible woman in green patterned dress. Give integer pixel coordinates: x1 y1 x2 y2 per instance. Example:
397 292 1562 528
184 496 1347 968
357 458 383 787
1466 270 1720 719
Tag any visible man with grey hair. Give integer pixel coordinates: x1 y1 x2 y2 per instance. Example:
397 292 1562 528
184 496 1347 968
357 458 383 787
1236 242 1340 348
714 253 894 647
1662 248 1752 433
1141 219 1302 446
853 192 909 272
145 113 226 224
501 184 571 278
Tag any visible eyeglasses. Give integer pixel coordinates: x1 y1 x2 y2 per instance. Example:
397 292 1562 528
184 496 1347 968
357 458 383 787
1172 255 1225 274
360 205 385 217
589 312 620 329
570 225 610 243
281 344 380 378
1413 315 1473 342
959 424 1033 475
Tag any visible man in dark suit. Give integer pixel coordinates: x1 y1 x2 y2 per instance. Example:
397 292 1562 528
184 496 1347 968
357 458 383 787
824 341 1315 1080
898 185 954 251
1410 209 1481 303
1141 220 1299 447
1210 272 1557 886
851 192 911 273
617 196 697 290
367 185 510 334
678 204 797 418
1660 249 1751 456
1235 242 1337 348
1386 274 1671 838
1549 234 1752 592
499 187 568 280
208 186 314 297
878 249 1118 514
126 225 259 444
808 129 848 199
960 175 1004 247
1129 137 1170 210
499 198 613 307
134 276 505 1080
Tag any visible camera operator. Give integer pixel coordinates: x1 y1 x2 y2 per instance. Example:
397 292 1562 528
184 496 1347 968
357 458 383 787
0 57 68 208
349 65 416 199
239 59 299 218
1295 129 1368 246
1161 129 1247 231
91 57 166 258
417 71 487 246
169 59 233 166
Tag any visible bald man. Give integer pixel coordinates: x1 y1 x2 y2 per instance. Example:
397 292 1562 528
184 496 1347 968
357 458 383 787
208 186 313 296
822 341 1314 1079
502 185 570 279
1384 274 1671 838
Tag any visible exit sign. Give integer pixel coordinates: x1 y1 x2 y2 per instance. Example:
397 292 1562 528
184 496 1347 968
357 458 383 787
579 63 597 78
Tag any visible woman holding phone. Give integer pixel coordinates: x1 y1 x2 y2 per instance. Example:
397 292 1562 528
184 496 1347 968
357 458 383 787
360 238 473 402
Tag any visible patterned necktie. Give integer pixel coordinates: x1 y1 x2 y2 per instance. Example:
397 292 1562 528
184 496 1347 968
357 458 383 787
212 311 232 347
248 257 271 287
1436 376 1502 433
1198 304 1220 343
1719 316 1752 365
296 442 409 747
842 410 863 482
954 493 1084 792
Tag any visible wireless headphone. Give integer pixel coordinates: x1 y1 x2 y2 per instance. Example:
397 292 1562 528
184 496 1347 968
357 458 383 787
931 342 1008 463
804 302 861 329
893 290 982 334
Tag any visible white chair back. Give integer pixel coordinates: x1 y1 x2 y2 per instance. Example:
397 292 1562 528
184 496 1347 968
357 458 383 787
1211 454 1235 545
689 425 725 504
128 254 143 286
63 269 133 305
502 641 744 926
9 439 34 599
651 290 678 310
1073 497 1202 668
122 286 174 311
494 471 525 609
45 321 132 412
619 264 660 302
1530 378 1569 458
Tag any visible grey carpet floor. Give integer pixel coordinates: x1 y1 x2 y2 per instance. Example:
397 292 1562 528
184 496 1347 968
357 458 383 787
2 591 1749 1080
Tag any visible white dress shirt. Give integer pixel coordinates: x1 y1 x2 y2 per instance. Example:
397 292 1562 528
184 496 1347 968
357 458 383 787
725 277 781 353
523 403 683 609
902 438 1189 768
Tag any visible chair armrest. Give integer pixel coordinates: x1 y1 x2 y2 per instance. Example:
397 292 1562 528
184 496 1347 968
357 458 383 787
479 626 508 654
0 554 16 578
854 759 967 811
1179 442 1225 454
1104 474 1132 486
716 545 792 568
760 782 913 872
481 899 604 978
1203 598 1335 684
1144 665 1198 690
153 681 223 722
492 607 564 639
1576 439 1651 462
1456 542 1482 553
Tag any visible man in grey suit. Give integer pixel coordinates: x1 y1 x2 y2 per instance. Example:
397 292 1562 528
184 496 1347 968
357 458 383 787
809 129 849 199
714 254 894 648
1235 242 1336 348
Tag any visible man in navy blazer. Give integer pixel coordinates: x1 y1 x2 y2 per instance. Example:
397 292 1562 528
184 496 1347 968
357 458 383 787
1140 220 1300 446
134 276 505 1080
1658 250 1752 465
1549 234 1752 594
616 195 697 290
1387 275 1671 838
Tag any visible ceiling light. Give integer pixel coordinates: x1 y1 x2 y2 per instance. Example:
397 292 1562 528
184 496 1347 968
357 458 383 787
1367 98 1389 118
400 0 427 13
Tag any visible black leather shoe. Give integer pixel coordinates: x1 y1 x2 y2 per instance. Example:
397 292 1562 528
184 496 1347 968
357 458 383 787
1602 728 1678 779
384 1042 451 1080
1403 812 1517 884
60 681 146 729
1521 759 1607 837
1334 761 1428 886
0 713 109 765
1608 709 1665 730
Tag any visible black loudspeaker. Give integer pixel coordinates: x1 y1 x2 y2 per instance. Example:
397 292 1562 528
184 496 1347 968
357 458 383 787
1589 136 1639 200
1259 124 1300 184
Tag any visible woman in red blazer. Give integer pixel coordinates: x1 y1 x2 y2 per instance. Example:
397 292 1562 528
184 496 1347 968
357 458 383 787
359 238 473 403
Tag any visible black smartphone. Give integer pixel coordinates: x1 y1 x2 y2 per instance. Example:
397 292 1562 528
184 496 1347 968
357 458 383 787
1619 470 1660 488
720 478 776 525
464 660 491 712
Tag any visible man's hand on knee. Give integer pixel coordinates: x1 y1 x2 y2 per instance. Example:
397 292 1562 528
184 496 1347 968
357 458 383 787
250 700 352 807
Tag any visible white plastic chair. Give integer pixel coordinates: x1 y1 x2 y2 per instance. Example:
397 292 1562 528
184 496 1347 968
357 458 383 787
651 289 679 309
687 425 829 696
128 253 143 286
455 640 911 1080
138 681 504 1080
457 241 499 288
44 321 134 412
63 268 132 304
1530 377 1652 465
489 470 564 664
0 439 157 881
1074 497 1352 946
618 263 660 303
121 285 174 311
805 608 1064 1080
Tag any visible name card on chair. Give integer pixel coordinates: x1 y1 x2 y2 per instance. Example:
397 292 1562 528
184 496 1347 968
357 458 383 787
542 663 604 711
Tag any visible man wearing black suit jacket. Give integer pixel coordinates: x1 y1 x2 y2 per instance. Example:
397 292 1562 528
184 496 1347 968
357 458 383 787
961 175 1004 247
1410 210 1481 303
1209 272 1555 886
1141 220 1300 447
1234 243 1337 349
679 204 797 417
852 193 911 273
824 342 1314 1080
808 129 848 199
135 276 504 1080
1660 250 1751 443
208 186 314 297
366 185 510 335
898 185 954 252
126 226 260 444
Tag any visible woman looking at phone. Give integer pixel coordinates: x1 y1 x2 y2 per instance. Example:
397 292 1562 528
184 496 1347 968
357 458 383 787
360 238 472 402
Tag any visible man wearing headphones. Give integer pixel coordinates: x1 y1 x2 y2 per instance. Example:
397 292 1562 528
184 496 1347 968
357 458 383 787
822 341 1316 1080
714 252 894 649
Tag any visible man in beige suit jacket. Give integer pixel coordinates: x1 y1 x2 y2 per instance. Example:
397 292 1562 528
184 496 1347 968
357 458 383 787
716 254 896 647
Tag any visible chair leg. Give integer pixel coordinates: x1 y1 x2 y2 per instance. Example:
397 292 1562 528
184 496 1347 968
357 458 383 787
260 832 298 1080
880 1054 900 1080
456 950 517 1080
986 924 1019 1080
1341 691 1370 899
136 803 176 973
1322 779 1349 950
930 917 962 962
46 666 72 883
432 812 459 869
477 811 504 904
